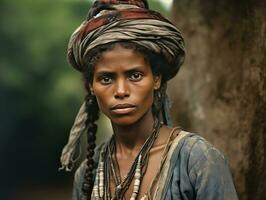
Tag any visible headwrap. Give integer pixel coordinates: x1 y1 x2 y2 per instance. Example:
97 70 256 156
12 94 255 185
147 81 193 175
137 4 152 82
60 0 185 171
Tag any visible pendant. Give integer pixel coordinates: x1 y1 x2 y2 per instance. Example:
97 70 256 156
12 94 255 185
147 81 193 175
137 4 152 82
116 184 122 191
140 194 148 200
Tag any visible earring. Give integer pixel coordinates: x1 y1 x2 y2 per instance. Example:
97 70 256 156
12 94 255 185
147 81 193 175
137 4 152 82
154 89 161 100
157 90 161 98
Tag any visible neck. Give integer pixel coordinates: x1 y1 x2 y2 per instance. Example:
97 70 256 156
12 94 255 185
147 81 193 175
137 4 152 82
111 109 155 155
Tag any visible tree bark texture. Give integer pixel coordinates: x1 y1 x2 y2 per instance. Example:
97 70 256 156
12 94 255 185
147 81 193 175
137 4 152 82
170 0 266 199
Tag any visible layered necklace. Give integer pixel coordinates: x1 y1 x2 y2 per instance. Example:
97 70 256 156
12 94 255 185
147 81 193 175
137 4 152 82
92 119 161 200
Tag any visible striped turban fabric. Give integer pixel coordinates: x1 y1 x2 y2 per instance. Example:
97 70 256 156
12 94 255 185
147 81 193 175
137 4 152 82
67 0 185 80
60 0 185 171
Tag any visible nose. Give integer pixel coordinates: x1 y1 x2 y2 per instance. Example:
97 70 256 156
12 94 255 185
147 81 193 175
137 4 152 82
114 79 130 99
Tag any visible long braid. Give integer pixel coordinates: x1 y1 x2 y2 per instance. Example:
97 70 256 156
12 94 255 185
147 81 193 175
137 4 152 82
82 93 99 199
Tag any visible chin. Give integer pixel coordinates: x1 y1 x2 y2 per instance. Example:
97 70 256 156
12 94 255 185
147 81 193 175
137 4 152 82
105 107 153 127
110 115 139 126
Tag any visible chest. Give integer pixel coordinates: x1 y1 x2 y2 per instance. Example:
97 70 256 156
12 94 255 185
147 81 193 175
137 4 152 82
110 145 165 200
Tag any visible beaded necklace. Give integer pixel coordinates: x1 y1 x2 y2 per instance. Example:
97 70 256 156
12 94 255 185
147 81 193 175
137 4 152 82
92 119 161 200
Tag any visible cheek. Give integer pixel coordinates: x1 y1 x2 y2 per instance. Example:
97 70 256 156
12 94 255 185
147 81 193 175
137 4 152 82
94 91 106 105
137 83 155 107
94 95 110 117
92 87 109 111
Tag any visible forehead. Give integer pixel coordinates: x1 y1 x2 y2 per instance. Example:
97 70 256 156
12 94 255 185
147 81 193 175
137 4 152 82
94 45 151 72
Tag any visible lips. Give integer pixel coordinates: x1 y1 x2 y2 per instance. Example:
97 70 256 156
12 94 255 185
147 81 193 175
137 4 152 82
111 103 136 114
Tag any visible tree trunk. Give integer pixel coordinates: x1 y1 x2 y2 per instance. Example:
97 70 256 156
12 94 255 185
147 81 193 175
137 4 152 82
170 0 266 199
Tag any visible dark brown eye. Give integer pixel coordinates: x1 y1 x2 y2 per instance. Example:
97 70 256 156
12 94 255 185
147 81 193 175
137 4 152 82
100 75 113 85
129 72 143 81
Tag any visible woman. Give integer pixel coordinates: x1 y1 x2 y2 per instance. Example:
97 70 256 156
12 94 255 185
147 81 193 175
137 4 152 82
60 0 238 199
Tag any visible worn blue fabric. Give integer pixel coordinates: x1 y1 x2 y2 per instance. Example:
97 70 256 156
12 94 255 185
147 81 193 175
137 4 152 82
72 133 238 200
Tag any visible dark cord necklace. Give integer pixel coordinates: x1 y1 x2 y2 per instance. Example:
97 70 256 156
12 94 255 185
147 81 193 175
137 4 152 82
107 119 161 200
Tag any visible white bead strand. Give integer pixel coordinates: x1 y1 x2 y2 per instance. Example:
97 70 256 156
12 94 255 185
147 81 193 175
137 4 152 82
130 154 142 200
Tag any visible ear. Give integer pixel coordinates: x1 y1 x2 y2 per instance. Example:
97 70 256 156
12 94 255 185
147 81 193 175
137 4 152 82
153 74 162 90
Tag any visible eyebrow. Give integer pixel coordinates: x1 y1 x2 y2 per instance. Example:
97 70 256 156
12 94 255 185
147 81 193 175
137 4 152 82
126 67 144 72
94 71 115 78
95 66 145 75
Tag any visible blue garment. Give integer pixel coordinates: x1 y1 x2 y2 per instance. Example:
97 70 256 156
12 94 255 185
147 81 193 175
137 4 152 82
72 132 238 200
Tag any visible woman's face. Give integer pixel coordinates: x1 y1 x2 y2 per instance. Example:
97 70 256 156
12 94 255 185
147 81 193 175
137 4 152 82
91 45 161 126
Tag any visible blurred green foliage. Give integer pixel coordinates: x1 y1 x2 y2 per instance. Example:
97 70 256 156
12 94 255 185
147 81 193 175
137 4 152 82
0 0 92 197
0 0 167 198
